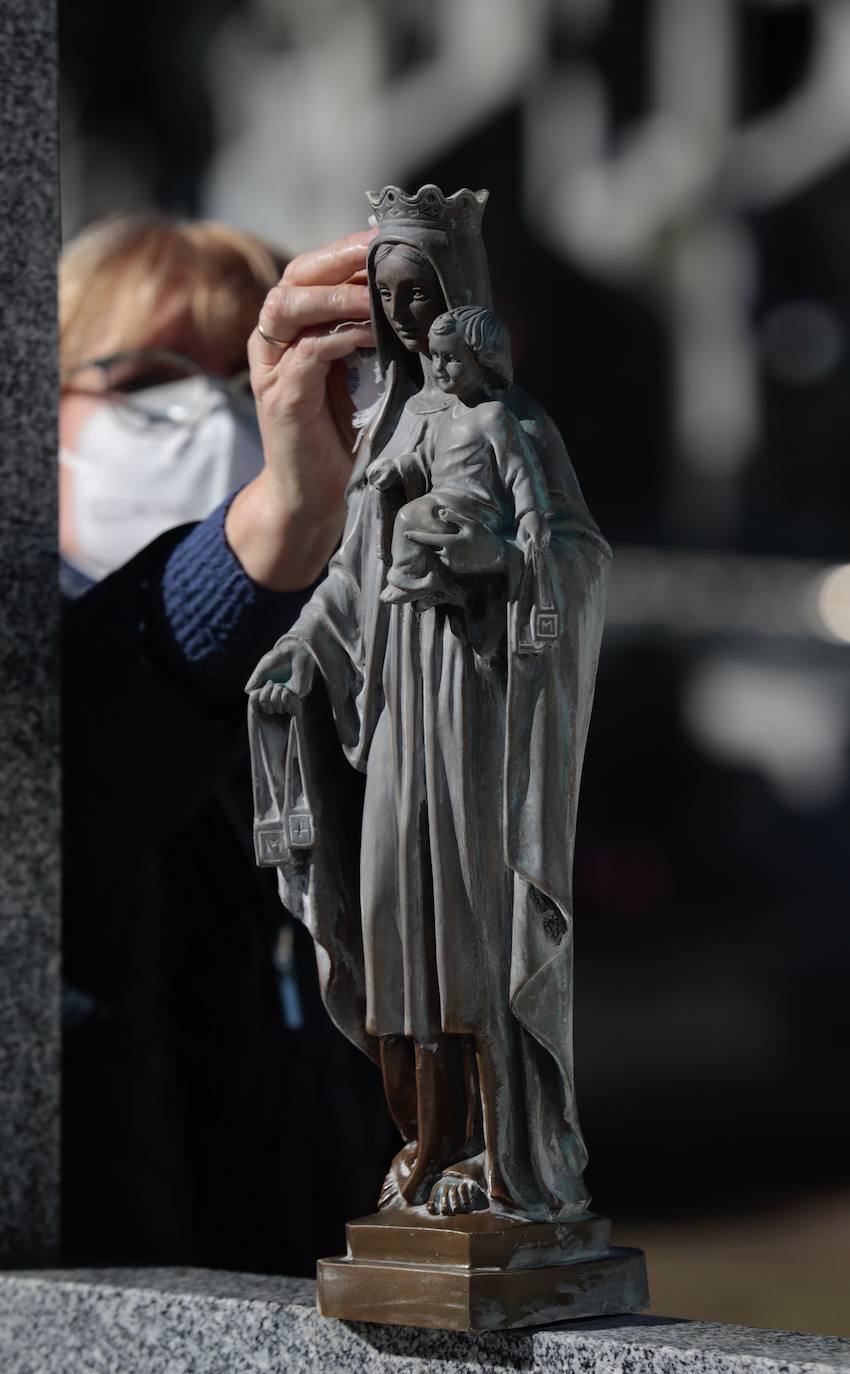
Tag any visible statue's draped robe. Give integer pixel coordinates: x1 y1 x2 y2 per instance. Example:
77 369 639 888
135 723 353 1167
250 218 611 1219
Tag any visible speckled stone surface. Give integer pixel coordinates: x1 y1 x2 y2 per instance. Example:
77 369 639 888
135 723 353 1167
0 1271 847 1374
0 0 61 1262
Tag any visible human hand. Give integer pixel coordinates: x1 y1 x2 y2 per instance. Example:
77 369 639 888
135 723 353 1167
246 642 316 715
226 229 378 591
517 510 551 552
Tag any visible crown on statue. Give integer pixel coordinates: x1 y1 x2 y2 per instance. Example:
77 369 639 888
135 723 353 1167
366 184 489 233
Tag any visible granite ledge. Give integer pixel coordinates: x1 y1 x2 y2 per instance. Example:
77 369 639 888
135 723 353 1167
0 1269 847 1374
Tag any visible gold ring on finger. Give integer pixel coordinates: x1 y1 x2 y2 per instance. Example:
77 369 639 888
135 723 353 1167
256 321 291 350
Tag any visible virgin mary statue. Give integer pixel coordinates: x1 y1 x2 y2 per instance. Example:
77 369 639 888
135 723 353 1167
248 186 611 1222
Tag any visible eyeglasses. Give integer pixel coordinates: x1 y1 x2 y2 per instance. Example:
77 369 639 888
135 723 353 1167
61 348 254 430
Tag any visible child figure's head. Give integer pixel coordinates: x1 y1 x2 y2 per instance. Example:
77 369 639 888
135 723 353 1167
428 306 513 399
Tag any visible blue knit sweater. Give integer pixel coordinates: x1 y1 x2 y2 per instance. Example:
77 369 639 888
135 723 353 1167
159 495 316 709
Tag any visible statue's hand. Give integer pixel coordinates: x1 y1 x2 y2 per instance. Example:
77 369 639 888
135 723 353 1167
404 512 507 575
517 510 551 553
246 643 316 715
367 457 401 492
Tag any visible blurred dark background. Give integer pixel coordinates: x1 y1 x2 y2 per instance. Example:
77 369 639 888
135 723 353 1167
60 0 850 1333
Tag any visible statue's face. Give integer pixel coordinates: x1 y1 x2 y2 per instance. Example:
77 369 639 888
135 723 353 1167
374 247 445 354
429 329 484 398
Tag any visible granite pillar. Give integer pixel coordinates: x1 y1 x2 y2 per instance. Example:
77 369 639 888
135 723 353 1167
0 0 61 1264
0 1272 848 1374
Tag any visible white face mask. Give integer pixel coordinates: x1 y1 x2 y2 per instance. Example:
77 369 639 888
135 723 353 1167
60 377 265 580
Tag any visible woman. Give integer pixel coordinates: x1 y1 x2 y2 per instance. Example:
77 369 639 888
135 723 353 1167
61 215 396 1270
60 215 371 592
248 186 611 1220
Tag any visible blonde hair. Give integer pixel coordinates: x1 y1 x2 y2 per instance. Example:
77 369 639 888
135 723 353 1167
60 215 287 379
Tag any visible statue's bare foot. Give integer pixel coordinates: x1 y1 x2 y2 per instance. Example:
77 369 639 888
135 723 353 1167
426 1173 488 1217
378 1173 400 1209
380 581 415 605
379 1141 453 1210
412 583 466 612
380 577 466 610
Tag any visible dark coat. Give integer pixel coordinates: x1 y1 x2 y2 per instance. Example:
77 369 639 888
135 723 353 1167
62 529 396 1273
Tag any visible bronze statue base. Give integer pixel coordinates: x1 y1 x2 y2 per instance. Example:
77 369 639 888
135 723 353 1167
316 1210 649 1332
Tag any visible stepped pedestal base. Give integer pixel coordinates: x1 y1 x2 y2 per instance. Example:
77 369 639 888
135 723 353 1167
317 1210 648 1332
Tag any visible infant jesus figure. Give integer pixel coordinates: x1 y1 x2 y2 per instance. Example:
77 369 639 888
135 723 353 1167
368 305 551 609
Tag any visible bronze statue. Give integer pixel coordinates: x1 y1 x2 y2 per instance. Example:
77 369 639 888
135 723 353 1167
247 185 646 1330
